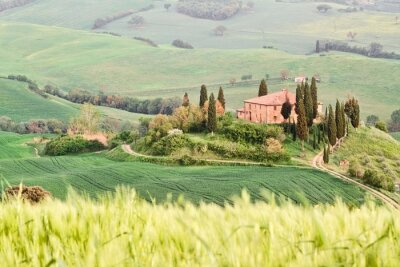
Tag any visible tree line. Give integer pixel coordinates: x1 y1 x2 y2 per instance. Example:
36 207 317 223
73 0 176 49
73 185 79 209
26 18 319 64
316 40 400 60
0 0 35 12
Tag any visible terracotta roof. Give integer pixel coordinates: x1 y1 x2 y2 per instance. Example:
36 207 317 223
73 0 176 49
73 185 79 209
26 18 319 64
244 89 295 106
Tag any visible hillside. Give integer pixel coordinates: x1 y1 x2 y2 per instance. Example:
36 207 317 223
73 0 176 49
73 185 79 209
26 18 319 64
0 0 399 54
1 190 399 266
0 78 152 123
0 131 367 205
391 131 400 141
0 22 399 119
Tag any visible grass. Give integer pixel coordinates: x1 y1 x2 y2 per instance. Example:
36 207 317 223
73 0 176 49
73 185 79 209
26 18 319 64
1 0 399 54
331 127 400 182
0 22 399 119
390 132 400 142
0 131 367 205
0 189 399 266
0 78 152 123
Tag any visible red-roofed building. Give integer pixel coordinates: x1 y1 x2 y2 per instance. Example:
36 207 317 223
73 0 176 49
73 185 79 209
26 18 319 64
236 89 323 124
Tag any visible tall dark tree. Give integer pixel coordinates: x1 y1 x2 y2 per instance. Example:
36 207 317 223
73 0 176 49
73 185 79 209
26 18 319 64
341 103 346 137
316 40 320 53
304 84 314 127
323 145 330 163
280 99 292 122
335 100 344 139
310 77 318 119
207 93 217 133
295 84 302 114
182 92 190 107
217 87 226 109
258 79 268 96
292 122 297 141
344 97 360 129
313 130 317 150
199 85 208 108
327 105 337 146
296 98 308 151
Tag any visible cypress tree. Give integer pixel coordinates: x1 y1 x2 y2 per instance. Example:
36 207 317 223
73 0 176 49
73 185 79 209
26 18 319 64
310 77 318 119
313 130 317 150
304 84 314 127
335 100 344 139
327 105 337 146
281 99 292 122
316 40 320 53
217 87 226 109
207 93 217 133
344 97 360 129
295 84 302 114
317 125 321 144
258 79 268 96
341 103 346 137
296 98 308 151
182 92 190 107
199 85 208 108
292 122 297 141
323 145 330 164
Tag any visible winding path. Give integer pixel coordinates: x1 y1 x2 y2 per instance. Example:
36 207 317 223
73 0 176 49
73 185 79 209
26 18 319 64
312 147 400 210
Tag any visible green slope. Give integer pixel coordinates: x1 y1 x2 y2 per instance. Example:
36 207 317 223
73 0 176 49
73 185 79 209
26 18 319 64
0 78 152 123
391 132 400 142
0 22 399 118
0 132 366 205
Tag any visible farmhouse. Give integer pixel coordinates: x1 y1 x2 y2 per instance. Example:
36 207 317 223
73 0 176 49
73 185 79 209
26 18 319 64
236 89 323 124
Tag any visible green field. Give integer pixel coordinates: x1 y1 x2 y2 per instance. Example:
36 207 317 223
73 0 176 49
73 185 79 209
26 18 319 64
1 0 399 54
391 132 400 141
0 131 366 205
0 22 399 119
0 78 153 123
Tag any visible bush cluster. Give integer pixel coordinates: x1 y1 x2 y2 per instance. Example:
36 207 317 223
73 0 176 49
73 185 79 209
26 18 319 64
176 0 241 20
0 116 67 134
44 86 182 116
151 134 193 156
7 75 47 98
44 136 105 156
222 121 285 144
172 39 194 49
363 169 394 192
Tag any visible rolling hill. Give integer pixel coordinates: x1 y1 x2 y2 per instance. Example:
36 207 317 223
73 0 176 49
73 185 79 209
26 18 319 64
0 22 399 119
0 131 367 205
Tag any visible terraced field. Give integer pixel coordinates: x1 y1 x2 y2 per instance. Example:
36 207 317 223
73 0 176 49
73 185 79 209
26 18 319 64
0 132 367 205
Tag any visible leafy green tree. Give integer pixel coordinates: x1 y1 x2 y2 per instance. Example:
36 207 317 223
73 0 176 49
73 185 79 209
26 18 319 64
335 100 344 139
182 92 190 107
199 85 208 107
280 100 292 122
207 93 217 133
304 84 314 127
296 98 308 151
258 79 268 96
310 77 318 119
69 103 100 134
389 109 400 132
375 121 388 132
344 97 360 129
327 105 337 146
217 87 226 109
366 114 379 126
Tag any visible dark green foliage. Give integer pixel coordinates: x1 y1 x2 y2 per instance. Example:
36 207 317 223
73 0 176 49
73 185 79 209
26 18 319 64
45 136 105 156
313 131 317 150
323 145 329 164
344 97 360 129
207 93 217 133
327 105 337 146
310 77 318 119
317 126 321 144
335 100 344 139
304 83 314 127
295 84 302 114
316 40 320 53
341 103 346 137
363 169 394 192
109 130 140 149
292 122 297 141
199 85 208 107
151 134 193 156
296 98 308 150
366 115 379 126
388 109 400 132
217 87 226 109
223 121 284 144
182 92 190 107
258 79 268 96
280 100 292 121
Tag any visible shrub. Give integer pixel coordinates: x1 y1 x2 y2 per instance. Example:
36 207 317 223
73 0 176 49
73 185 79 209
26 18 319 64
348 160 364 178
172 39 194 49
222 121 284 144
176 0 241 20
375 121 388 132
45 136 105 156
151 134 193 156
363 169 395 192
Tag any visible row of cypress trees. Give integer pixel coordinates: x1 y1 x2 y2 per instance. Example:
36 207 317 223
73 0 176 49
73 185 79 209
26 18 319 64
199 85 226 133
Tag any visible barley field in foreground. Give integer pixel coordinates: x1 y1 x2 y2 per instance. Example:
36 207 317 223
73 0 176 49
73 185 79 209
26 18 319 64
1 189 399 266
